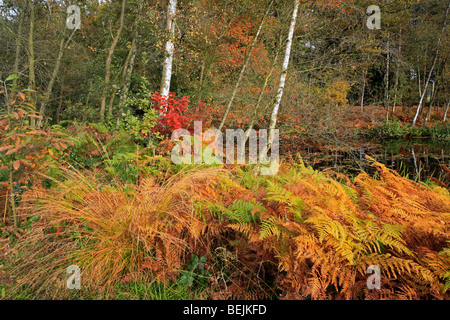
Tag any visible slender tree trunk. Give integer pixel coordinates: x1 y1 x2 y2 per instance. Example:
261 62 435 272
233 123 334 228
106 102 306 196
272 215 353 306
360 68 367 112
38 30 76 127
108 86 118 119
197 13 238 104
117 30 138 127
13 5 24 87
443 98 450 122
117 0 142 126
218 0 274 131
242 33 283 148
263 0 299 154
56 85 64 124
417 68 422 98
27 0 36 127
412 2 449 126
392 31 401 115
424 80 436 126
160 0 178 102
385 36 390 121
27 0 35 92
242 37 281 147
9 167 17 229
100 0 126 122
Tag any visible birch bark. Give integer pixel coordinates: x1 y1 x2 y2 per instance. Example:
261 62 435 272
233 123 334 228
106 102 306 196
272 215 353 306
160 0 178 102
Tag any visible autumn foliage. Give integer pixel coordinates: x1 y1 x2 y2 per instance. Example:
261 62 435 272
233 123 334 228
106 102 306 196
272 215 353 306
151 91 207 135
6 155 449 300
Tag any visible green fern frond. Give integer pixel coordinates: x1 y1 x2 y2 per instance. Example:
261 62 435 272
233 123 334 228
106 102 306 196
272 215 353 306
260 217 281 239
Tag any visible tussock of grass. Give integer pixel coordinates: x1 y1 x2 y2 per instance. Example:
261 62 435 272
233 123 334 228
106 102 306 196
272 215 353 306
4 166 227 297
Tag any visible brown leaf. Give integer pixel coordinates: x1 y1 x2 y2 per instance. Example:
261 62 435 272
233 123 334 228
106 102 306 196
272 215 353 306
0 145 14 152
18 92 26 101
20 159 32 167
15 137 21 148
12 160 20 171
5 147 18 156
31 130 47 135
28 114 43 119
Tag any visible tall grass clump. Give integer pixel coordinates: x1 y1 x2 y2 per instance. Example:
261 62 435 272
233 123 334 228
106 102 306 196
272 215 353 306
4 166 226 297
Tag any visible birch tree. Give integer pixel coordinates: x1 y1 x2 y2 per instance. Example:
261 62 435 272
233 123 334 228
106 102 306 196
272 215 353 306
412 2 449 126
263 0 299 153
443 98 450 122
160 0 177 102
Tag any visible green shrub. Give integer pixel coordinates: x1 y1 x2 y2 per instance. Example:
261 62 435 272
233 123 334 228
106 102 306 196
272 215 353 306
375 120 407 138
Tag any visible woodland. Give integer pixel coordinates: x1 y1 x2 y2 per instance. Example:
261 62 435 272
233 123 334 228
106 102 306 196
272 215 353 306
0 0 449 300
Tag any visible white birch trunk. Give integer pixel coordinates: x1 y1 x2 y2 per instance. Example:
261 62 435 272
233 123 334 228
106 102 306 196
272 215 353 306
265 0 299 148
443 98 450 122
160 0 177 102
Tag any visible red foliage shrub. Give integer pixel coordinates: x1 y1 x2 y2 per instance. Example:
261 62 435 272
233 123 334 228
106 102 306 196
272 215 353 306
151 91 207 136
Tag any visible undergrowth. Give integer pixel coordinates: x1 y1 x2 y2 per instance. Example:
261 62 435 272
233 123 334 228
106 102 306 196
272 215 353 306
2 154 449 300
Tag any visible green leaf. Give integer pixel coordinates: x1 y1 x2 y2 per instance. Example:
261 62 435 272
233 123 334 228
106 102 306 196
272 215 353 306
5 74 19 82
